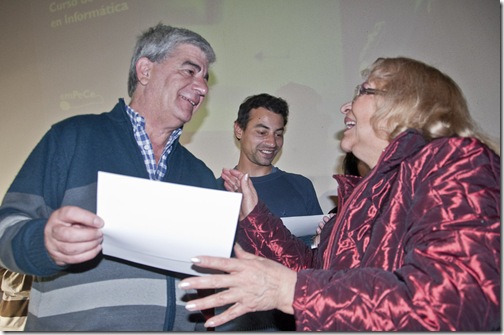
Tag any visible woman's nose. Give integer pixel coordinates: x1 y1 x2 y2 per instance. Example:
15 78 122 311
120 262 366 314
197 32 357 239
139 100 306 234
340 101 352 114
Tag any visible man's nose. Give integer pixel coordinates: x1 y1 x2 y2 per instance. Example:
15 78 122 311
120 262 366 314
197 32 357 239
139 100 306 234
193 76 208 96
264 133 278 147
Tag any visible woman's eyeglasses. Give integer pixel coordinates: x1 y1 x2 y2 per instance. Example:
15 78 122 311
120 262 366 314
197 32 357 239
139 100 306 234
353 84 383 102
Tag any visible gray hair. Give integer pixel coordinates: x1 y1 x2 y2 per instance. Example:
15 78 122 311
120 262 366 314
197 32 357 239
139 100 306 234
127 23 216 97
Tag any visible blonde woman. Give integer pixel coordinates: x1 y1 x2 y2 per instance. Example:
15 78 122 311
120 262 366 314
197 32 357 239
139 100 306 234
180 57 500 331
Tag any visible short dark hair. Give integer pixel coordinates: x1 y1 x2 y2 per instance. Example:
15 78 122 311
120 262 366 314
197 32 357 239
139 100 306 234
343 152 361 176
235 93 289 129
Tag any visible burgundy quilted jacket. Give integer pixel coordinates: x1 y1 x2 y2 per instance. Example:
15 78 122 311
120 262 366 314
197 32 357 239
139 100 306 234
236 129 500 331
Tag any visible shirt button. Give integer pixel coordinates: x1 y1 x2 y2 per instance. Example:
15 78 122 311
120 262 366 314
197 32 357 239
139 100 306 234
143 144 150 150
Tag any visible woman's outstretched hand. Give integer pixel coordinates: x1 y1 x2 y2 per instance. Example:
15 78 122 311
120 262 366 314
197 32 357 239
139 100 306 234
178 243 297 328
221 168 258 220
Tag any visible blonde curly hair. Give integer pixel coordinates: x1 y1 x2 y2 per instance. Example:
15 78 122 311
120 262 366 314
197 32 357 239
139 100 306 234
364 57 499 155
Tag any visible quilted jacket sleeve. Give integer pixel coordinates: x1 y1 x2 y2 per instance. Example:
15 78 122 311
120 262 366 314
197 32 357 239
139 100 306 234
235 201 320 271
293 138 500 331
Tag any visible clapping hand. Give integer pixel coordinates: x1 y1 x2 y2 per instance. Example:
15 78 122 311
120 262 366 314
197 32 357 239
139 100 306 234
221 168 258 220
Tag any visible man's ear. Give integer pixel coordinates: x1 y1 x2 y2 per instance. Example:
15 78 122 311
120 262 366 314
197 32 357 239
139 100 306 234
136 57 153 85
234 122 243 140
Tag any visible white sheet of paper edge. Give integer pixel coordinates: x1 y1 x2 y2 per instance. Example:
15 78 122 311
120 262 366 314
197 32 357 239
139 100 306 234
96 171 242 276
281 214 325 237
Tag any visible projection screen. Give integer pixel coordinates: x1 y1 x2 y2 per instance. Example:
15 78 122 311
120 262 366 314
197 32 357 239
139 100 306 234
0 0 500 212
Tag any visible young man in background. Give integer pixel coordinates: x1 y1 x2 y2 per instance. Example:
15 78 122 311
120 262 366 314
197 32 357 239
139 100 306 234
217 93 322 331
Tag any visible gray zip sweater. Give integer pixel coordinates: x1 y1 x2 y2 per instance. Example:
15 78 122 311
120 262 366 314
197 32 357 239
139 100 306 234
0 99 217 331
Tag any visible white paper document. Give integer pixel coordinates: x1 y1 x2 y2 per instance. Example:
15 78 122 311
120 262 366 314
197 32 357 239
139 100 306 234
281 214 325 237
96 171 243 276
